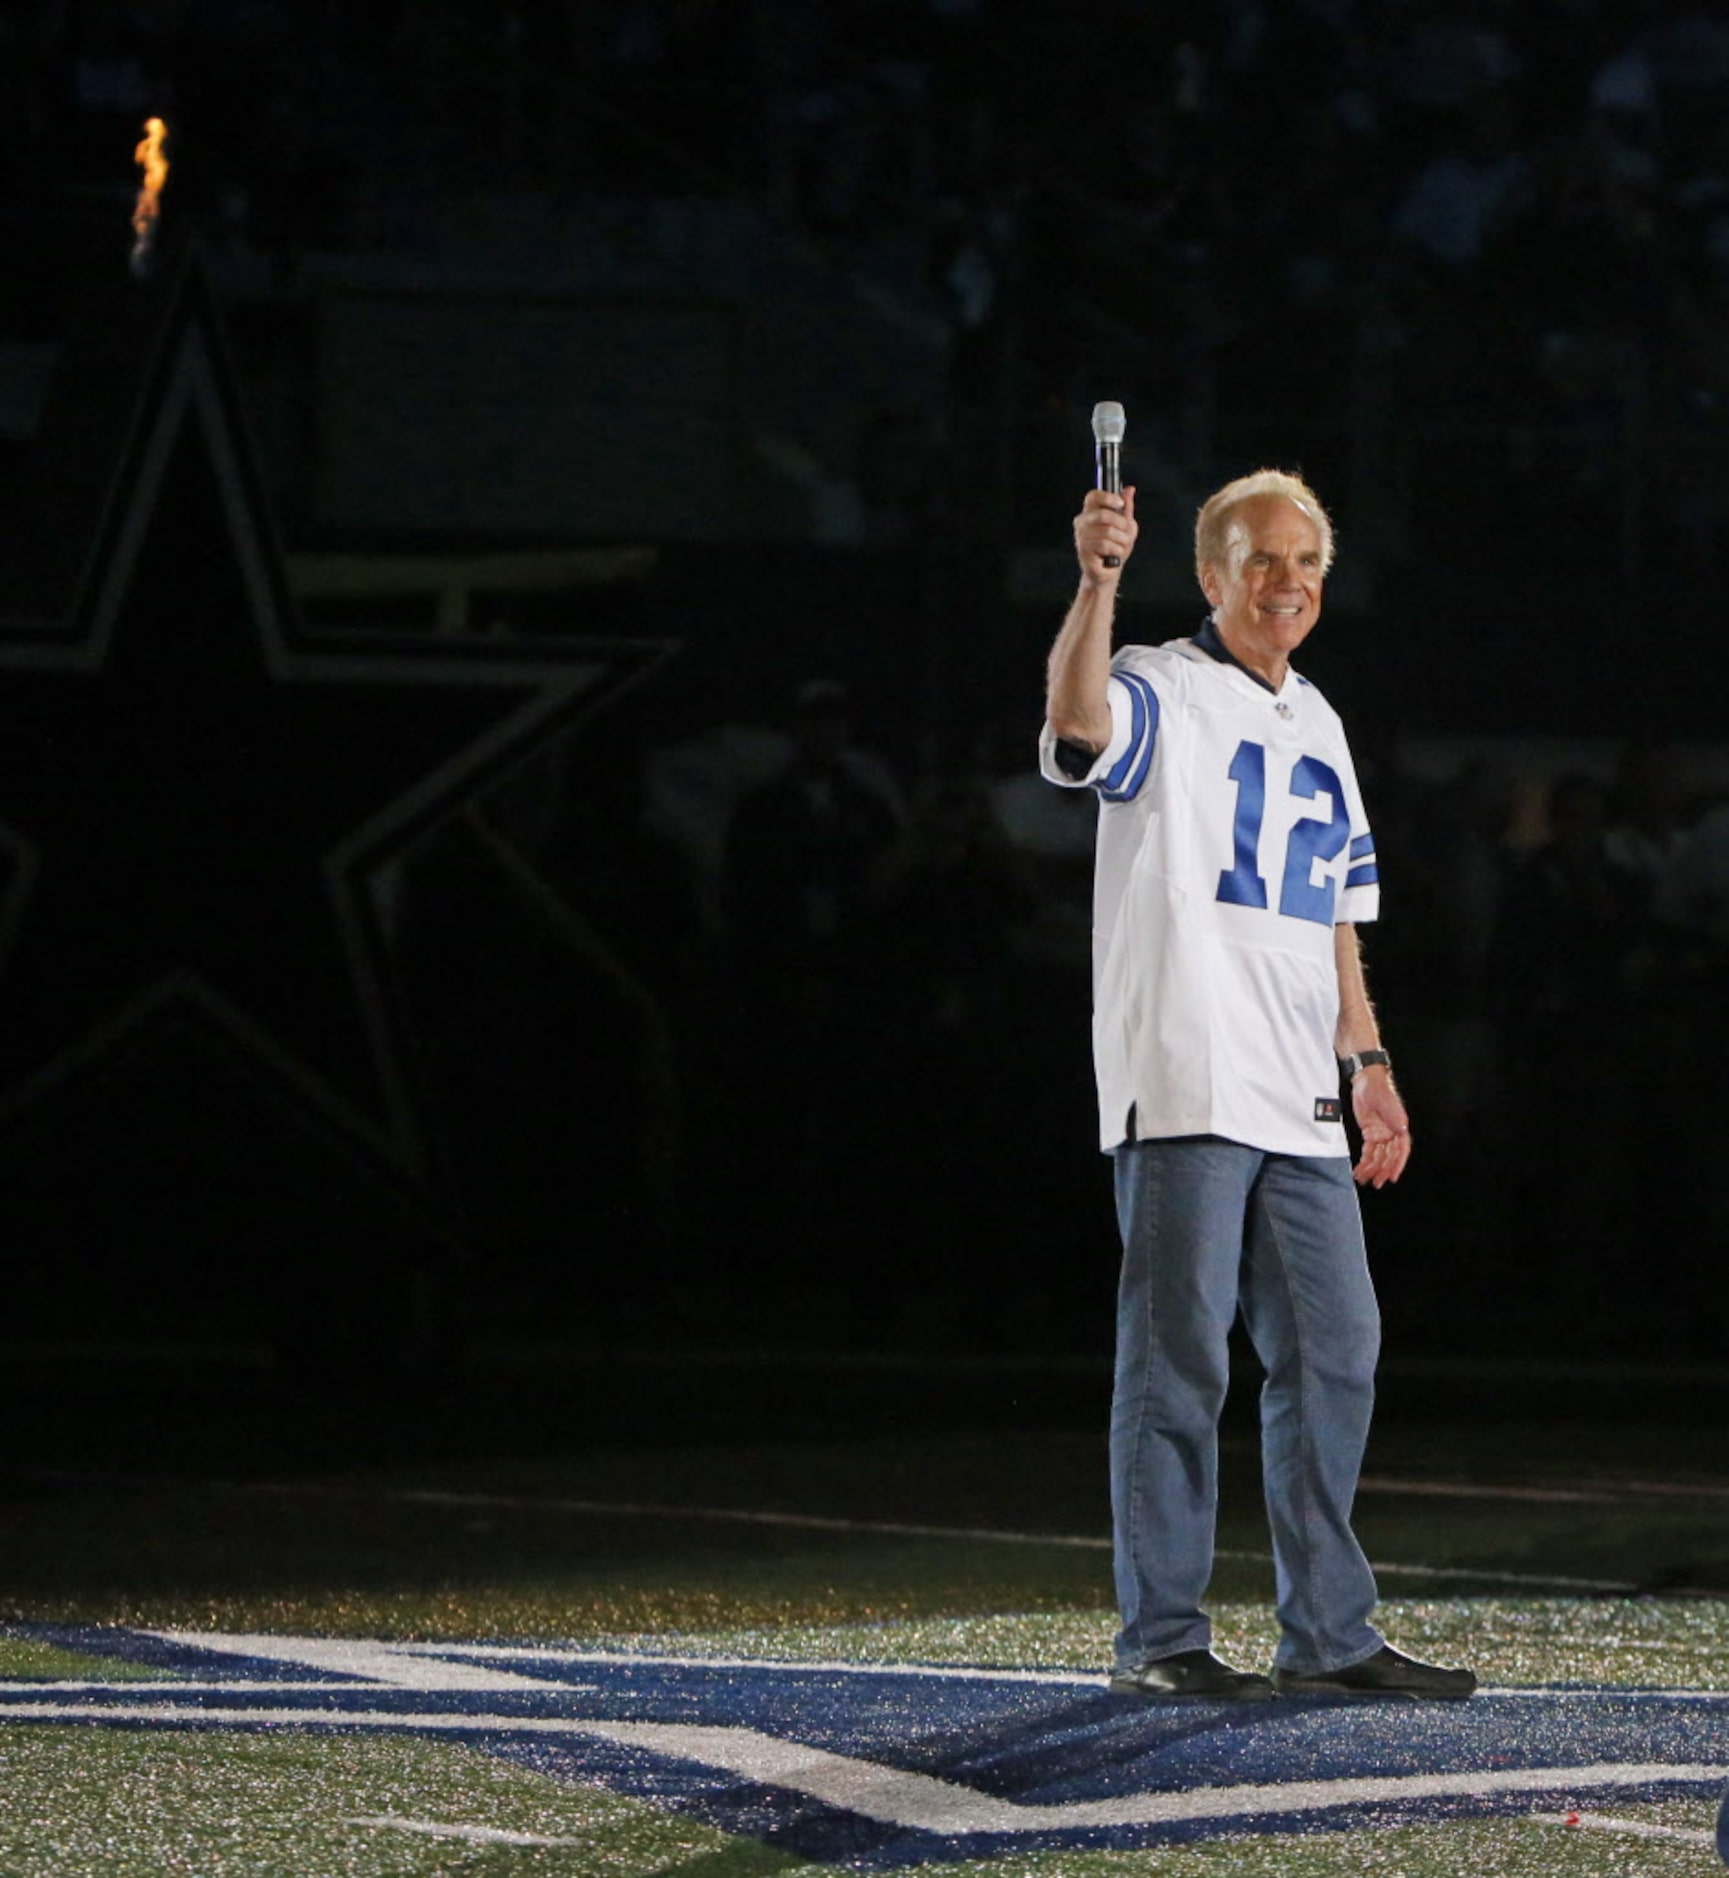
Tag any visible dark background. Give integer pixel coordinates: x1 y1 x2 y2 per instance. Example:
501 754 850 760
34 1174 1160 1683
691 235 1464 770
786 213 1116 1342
1 0 1726 1384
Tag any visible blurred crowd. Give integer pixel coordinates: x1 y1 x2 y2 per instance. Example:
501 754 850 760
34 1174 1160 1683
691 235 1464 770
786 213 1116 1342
10 2 1729 580
9 1 1729 1357
1364 736 1729 1359
396 674 1729 1362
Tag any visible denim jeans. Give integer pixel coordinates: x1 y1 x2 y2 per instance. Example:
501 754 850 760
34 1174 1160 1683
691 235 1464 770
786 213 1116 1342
1110 1135 1384 1675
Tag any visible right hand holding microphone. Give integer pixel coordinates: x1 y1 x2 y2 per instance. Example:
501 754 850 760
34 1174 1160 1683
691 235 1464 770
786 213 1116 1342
1075 484 1137 587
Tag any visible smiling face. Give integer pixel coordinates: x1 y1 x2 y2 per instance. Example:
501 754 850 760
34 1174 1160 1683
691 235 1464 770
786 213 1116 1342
1198 494 1325 686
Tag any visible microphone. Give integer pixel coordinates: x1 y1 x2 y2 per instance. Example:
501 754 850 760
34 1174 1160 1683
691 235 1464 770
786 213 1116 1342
1091 400 1126 566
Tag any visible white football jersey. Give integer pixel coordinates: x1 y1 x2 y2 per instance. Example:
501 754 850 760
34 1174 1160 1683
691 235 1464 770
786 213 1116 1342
1041 632 1380 1155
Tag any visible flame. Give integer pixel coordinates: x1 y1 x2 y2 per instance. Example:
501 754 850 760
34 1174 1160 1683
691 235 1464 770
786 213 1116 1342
130 117 169 278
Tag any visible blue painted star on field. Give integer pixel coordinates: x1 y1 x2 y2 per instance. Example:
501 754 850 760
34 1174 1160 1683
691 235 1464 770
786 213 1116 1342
2 1630 1726 1867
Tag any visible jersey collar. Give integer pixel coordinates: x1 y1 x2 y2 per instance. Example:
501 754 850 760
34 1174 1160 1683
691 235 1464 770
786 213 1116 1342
1193 615 1282 694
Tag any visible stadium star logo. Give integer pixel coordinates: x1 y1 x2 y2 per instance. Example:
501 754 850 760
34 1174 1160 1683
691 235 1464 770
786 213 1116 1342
0 256 661 1173
5 1628 1725 1866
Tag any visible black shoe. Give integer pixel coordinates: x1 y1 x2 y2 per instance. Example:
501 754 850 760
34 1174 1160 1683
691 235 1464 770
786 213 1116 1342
1110 1648 1275 1701
1272 1644 1476 1701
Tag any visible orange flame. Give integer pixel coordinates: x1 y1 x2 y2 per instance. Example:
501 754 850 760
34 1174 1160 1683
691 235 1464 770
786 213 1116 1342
130 117 169 278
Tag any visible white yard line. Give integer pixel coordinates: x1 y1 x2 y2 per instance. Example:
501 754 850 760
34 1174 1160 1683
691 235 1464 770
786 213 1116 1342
6 1634 1723 1699
1569 1639 1729 1654
1356 1477 1615 1504
144 1632 554 1691
385 1488 1118 1550
1 1674 1723 1702
393 1643 1729 1701
344 1814 588 1847
388 1644 1108 1687
1213 1548 1635 1593
1531 1809 1718 1848
0 1679 582 1695
299 1485 1637 1595
1472 1689 1729 1704
1614 1480 1729 1501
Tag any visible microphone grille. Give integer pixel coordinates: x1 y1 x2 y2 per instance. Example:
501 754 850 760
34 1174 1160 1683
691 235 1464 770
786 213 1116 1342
1091 400 1126 444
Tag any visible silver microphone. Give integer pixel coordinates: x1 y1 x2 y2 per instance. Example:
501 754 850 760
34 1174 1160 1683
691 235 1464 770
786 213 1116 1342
1091 401 1126 566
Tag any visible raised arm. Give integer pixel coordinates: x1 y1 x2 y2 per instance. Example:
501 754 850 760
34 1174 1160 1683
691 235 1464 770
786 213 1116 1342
1334 921 1411 1189
1045 484 1139 753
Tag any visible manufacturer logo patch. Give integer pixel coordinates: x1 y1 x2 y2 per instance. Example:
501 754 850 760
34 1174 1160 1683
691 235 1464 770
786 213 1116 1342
1315 1096 1343 1122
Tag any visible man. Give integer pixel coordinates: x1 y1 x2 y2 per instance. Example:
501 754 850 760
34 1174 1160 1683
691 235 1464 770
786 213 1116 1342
1041 468 1475 1702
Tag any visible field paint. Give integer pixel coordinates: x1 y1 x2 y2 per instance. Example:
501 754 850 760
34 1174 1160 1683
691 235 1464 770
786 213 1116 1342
0 1632 1123 1692
145 1631 553 1691
346 1814 587 1847
385 1488 1118 1550
390 1642 1109 1688
1212 1549 1636 1593
1617 1480 1729 1501
3 1655 1724 1703
1557 1638 1729 1656
579 1725 1728 1834
1 1699 1721 1834
0 1679 585 1695
339 1486 1637 1594
9 1634 1728 1859
1531 1809 1717 1847
22 1677 1725 1705
1357 1477 1615 1504
398 1643 1729 1703
1473 1689 1729 1706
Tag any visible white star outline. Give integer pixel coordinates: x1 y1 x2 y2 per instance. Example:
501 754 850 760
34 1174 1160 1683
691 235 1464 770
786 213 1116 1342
0 264 665 1178
0 1632 1723 1847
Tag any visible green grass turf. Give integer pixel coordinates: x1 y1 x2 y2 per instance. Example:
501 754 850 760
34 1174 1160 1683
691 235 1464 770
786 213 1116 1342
0 1726 799 1877
0 1361 1723 1875
0 1638 169 1681
582 1597 1729 1691
7 1597 1729 1683
0 1721 1719 1876
916 1806 1725 1876
0 1422 1724 1641
0 1603 1724 1877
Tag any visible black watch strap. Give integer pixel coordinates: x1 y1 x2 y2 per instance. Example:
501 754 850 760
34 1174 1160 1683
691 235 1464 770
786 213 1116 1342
1339 1049 1392 1079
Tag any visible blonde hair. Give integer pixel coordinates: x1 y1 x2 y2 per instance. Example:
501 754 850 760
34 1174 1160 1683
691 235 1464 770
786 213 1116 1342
1195 469 1336 579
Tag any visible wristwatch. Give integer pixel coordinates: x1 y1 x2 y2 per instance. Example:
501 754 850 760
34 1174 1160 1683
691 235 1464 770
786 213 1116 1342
1339 1049 1392 1079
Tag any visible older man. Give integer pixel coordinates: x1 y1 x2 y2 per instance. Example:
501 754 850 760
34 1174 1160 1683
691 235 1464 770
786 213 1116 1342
1041 468 1474 1701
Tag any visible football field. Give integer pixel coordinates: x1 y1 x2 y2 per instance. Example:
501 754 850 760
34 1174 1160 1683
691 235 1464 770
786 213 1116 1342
0 1345 1724 1875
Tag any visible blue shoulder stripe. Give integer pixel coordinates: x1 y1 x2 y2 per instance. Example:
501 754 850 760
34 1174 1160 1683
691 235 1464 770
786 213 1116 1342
1346 862 1380 888
1099 672 1159 802
1349 833 1376 860
1119 676 1161 799
1097 675 1145 795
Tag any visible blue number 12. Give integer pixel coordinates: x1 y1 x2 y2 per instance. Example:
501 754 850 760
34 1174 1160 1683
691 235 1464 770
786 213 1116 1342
1216 740 1350 926
1217 740 1269 909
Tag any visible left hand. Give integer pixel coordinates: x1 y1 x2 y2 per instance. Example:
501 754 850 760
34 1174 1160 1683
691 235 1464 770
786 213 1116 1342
1351 1068 1411 1189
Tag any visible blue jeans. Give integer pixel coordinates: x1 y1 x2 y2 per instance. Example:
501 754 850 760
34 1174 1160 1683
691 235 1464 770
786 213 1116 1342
1110 1135 1384 1675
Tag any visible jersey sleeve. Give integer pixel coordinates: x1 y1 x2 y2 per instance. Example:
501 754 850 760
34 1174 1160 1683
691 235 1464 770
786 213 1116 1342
1038 664 1161 801
1335 748 1380 925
